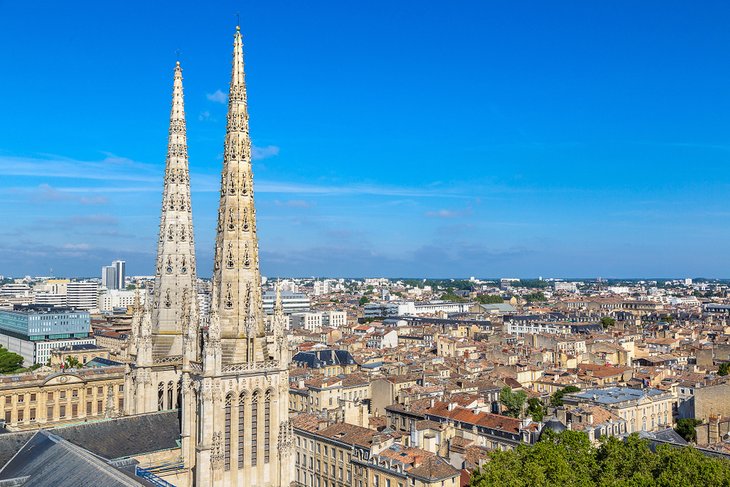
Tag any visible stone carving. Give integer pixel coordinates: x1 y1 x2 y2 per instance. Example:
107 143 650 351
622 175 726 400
211 431 224 468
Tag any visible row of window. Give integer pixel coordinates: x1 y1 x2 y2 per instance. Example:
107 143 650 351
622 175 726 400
4 397 122 424
0 385 122 406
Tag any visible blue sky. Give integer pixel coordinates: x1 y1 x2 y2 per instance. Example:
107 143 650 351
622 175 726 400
1 0 729 278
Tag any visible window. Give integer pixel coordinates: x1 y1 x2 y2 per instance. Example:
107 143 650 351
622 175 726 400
59 405 66 418
251 391 259 466
47 392 53 401
238 393 245 469
264 390 271 463
60 391 66 400
86 402 92 415
30 394 36 402
46 406 53 420
17 395 24 404
224 394 232 471
17 410 23 422
4 411 10 423
71 404 78 418
29 408 35 421
97 400 102 412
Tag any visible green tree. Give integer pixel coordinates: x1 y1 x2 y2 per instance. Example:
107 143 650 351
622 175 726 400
0 347 24 374
550 385 581 407
64 356 82 369
527 397 545 422
718 362 730 376
477 294 504 304
600 316 616 328
524 292 547 302
440 292 467 302
499 387 527 418
358 296 369 306
674 418 702 442
469 431 730 487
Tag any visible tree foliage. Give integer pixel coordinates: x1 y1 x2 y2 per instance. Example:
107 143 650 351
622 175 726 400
674 418 702 442
601 316 616 328
524 292 547 302
470 431 730 487
550 385 581 407
718 362 730 376
358 296 370 306
477 294 504 304
527 397 545 422
0 346 24 374
499 387 527 418
64 356 82 369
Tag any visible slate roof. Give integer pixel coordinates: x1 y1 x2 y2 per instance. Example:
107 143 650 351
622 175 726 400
0 430 149 486
0 431 35 468
51 410 181 460
292 349 357 368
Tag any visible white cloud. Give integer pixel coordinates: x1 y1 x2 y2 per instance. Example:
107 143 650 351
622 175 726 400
198 110 214 122
252 145 280 160
62 243 91 250
425 207 473 218
0 153 158 182
206 89 227 104
274 199 313 208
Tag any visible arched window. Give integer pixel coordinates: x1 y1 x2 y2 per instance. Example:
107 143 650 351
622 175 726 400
238 392 246 469
224 393 232 471
251 390 259 466
167 382 173 410
158 383 165 411
264 389 271 463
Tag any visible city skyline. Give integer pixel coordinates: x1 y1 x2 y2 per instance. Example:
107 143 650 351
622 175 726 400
2 1 730 278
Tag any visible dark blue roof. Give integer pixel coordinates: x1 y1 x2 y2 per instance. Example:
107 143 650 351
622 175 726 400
292 349 356 368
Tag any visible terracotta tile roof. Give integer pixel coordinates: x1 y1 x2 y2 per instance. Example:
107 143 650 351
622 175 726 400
408 454 460 481
426 402 523 434
318 422 386 449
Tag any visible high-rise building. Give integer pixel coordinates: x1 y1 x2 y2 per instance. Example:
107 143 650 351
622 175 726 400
101 265 117 290
66 281 99 310
113 260 126 290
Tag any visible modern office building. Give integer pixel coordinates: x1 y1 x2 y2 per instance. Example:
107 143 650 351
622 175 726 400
112 260 126 290
66 282 99 310
0 306 94 365
262 289 311 314
101 265 117 290
98 289 146 312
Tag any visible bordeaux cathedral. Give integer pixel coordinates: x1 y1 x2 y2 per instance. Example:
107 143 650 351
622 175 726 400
124 26 293 486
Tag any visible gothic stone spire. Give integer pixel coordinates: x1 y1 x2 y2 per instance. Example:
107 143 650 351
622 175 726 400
210 26 267 366
151 61 198 358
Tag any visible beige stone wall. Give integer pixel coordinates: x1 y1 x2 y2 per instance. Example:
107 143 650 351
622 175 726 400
694 382 730 421
0 371 124 431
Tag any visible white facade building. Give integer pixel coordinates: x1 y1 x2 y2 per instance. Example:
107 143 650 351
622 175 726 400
98 289 147 312
290 312 323 331
554 281 579 293
66 282 99 310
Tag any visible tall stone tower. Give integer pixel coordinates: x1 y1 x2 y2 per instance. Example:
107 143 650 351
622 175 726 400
180 27 292 486
126 61 199 415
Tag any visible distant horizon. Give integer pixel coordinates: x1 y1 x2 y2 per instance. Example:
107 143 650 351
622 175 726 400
4 273 728 283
